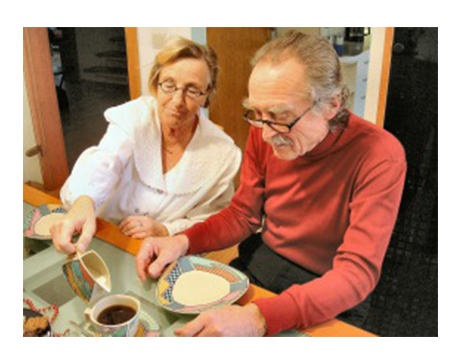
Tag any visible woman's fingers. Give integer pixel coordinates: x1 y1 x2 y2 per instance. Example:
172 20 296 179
75 218 97 253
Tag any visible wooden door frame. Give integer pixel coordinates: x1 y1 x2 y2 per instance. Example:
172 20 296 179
23 27 69 191
376 27 395 127
23 27 142 191
125 27 141 99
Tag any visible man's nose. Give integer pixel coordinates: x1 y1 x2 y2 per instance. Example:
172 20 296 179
262 123 278 140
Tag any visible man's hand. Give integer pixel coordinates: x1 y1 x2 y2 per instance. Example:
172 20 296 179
50 196 96 254
174 304 267 337
135 234 189 282
120 216 169 239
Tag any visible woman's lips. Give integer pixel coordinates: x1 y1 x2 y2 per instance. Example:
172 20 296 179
168 108 184 117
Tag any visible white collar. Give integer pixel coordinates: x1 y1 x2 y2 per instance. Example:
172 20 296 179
132 97 236 194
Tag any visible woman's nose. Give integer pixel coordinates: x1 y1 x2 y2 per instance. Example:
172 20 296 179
170 89 186 106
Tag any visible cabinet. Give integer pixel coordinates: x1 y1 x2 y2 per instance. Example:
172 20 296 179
340 49 370 118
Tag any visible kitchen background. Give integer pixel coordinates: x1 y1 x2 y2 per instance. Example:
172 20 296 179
23 27 437 337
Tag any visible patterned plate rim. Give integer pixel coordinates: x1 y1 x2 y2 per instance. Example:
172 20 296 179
82 310 159 337
23 204 67 240
155 255 250 315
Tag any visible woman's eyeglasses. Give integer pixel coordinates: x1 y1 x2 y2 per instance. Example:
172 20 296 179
158 81 207 100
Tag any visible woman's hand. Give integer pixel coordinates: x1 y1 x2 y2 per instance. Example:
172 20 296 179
50 196 97 254
119 216 169 239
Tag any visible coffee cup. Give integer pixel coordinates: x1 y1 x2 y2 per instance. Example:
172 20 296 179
62 250 111 305
84 294 140 337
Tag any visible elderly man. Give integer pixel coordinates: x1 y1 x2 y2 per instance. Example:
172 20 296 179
135 31 406 336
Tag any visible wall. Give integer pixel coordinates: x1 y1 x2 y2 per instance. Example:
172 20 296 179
364 27 386 123
23 73 43 184
23 27 195 185
23 27 388 185
136 27 193 95
276 27 388 124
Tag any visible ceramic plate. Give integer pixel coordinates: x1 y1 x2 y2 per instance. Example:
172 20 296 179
23 308 53 337
156 255 249 314
23 204 67 240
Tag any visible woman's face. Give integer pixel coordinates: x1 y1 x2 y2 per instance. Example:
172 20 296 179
156 58 211 130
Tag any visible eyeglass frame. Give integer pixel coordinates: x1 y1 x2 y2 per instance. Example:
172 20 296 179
243 101 318 134
158 81 208 100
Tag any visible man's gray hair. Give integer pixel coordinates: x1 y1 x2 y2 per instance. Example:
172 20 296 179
251 30 350 131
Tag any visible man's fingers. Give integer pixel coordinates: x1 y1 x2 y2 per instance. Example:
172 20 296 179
146 250 173 279
135 240 155 282
147 262 164 279
135 258 148 282
175 317 207 337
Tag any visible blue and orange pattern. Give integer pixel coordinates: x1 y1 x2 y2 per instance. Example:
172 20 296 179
62 260 96 303
23 204 66 239
156 255 249 314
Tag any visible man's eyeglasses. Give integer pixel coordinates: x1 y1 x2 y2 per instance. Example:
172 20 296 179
158 81 207 100
243 103 316 134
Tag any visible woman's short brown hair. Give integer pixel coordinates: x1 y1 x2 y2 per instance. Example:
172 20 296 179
148 36 218 108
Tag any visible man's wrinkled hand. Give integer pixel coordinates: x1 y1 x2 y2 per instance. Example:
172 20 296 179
135 234 189 282
174 304 266 337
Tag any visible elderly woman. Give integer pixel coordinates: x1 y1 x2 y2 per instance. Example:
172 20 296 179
51 37 241 254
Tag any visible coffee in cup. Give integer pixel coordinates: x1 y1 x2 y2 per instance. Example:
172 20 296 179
84 294 140 337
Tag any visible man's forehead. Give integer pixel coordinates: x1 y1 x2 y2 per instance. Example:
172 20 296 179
246 59 310 111
242 98 295 113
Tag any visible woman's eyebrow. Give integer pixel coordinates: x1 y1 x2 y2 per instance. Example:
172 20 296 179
159 76 204 88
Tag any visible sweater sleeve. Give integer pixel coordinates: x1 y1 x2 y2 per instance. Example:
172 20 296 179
254 154 407 336
183 127 266 254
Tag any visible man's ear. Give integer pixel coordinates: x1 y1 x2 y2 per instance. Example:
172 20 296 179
324 92 342 120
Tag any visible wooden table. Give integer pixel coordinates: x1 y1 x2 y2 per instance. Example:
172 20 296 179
23 183 376 337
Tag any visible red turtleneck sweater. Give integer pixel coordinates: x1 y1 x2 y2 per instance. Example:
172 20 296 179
183 114 406 336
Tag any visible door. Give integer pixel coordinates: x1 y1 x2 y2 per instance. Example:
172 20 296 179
24 28 69 191
23 27 140 192
206 28 272 153
363 27 438 336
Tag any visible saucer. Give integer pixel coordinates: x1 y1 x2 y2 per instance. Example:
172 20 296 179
134 310 160 337
23 204 67 240
81 310 160 337
156 255 249 314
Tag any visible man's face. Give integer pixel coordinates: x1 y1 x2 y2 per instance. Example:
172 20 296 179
246 58 330 160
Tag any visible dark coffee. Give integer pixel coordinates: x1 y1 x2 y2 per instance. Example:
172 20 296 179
97 305 136 325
